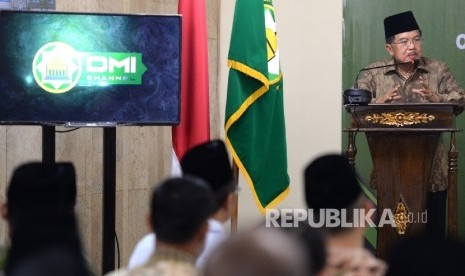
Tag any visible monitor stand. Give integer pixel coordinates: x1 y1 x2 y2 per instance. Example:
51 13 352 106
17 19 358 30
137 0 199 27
42 125 117 273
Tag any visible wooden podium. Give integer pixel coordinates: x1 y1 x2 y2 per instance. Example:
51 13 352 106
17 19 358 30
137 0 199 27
344 103 460 260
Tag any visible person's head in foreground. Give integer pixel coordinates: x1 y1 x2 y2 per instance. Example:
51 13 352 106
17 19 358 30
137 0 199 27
2 162 77 234
150 176 216 258
2 162 89 275
181 139 236 221
304 154 371 235
203 226 311 276
304 154 387 275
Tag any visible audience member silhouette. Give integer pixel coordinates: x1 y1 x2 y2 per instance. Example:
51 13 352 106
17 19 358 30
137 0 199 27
107 176 215 276
304 154 387 276
386 235 465 276
128 140 236 268
203 226 311 276
266 210 327 275
283 219 327 275
1 162 91 276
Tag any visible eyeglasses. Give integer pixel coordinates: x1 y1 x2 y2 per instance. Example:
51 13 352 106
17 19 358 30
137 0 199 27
391 37 423 48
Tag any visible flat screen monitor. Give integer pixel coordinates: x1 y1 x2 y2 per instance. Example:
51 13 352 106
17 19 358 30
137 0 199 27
0 10 181 126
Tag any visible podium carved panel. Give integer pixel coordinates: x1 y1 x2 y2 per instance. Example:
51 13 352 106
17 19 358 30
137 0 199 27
344 103 459 259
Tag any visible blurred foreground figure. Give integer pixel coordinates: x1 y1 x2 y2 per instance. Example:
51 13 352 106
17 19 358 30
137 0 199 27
107 176 215 276
386 235 465 276
305 154 387 276
203 226 311 276
1 162 92 276
128 140 236 269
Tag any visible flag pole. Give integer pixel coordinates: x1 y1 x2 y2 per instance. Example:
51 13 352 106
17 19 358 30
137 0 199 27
231 159 239 234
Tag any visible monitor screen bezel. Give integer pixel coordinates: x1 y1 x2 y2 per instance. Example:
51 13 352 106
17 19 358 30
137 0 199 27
0 10 182 127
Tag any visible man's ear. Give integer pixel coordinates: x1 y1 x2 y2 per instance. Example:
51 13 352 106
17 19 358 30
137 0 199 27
363 197 375 212
385 43 394 57
225 192 236 214
195 220 209 242
0 203 8 220
146 214 153 232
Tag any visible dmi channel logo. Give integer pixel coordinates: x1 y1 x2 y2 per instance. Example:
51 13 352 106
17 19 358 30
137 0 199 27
32 42 147 94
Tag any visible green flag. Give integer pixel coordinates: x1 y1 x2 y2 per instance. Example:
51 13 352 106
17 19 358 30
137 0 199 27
225 0 289 213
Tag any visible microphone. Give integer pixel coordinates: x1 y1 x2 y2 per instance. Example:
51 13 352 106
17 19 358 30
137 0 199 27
343 59 419 105
354 59 418 89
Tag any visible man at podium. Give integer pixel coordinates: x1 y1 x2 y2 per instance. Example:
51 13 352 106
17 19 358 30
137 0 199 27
356 10 465 236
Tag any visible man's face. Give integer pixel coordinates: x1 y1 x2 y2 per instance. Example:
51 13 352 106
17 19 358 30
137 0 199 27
385 30 423 63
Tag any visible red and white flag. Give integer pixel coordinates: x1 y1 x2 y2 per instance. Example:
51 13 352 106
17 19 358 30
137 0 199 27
172 0 210 174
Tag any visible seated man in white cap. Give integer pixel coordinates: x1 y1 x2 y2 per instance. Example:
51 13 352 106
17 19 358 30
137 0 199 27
128 140 236 268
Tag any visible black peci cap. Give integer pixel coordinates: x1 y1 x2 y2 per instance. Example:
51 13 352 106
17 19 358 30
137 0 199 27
181 140 234 195
384 11 420 39
304 154 362 210
7 162 77 212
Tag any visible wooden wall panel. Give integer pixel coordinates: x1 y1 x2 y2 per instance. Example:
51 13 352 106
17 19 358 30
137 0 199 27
0 126 42 242
209 39 221 140
0 0 220 275
114 126 172 268
55 127 104 271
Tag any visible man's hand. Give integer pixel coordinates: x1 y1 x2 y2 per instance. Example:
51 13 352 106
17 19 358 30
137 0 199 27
375 85 401 103
412 76 441 102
